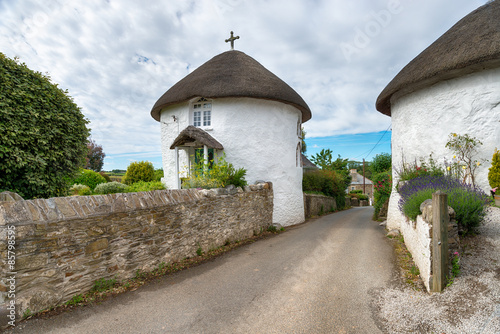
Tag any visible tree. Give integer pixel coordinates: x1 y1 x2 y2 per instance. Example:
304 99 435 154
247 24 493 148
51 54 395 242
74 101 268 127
0 53 89 199
85 138 106 172
370 153 392 174
310 149 352 190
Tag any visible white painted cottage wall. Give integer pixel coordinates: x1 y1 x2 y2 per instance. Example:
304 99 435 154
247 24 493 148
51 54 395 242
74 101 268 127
160 97 305 227
387 67 500 230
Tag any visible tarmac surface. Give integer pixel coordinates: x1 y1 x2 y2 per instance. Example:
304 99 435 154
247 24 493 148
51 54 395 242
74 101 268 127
7 206 396 333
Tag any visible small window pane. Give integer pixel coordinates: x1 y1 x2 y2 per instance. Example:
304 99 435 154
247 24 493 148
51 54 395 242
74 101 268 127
203 110 211 126
194 111 201 127
203 103 212 108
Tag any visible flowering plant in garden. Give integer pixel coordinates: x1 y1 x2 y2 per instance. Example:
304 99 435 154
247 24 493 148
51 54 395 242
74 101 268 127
445 133 486 186
394 154 444 189
372 170 392 219
398 175 492 232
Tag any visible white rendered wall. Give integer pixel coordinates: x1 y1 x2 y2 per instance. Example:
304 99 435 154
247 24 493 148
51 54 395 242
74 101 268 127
387 67 500 230
160 97 305 227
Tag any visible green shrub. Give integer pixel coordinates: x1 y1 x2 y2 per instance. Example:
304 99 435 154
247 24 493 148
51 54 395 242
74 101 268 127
72 169 106 191
99 171 111 182
127 181 166 192
0 53 89 199
488 148 500 189
349 190 362 194
398 175 492 232
69 184 91 196
154 169 164 182
94 181 129 194
372 171 392 219
395 154 444 186
123 161 155 185
182 153 247 189
303 170 347 209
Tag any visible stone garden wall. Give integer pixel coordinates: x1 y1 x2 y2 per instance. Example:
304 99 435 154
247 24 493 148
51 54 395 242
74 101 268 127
303 194 337 218
0 183 273 324
398 200 459 292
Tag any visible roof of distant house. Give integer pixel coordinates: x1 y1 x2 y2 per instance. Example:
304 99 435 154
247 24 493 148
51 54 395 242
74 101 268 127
350 170 373 185
376 0 500 116
151 50 311 122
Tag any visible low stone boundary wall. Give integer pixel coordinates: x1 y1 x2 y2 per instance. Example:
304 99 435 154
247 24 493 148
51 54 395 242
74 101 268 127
398 200 459 292
0 183 273 324
303 194 337 218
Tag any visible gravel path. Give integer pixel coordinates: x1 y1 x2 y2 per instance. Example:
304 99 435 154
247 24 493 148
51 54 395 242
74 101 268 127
372 206 500 333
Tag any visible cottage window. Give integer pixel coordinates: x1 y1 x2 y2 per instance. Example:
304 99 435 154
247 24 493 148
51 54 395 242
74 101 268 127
192 98 211 127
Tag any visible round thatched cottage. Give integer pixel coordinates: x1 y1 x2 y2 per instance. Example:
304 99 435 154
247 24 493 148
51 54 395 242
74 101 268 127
376 0 500 230
151 50 311 227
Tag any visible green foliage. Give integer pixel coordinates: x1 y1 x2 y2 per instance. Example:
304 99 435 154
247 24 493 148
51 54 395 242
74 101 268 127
22 308 32 319
66 294 84 306
0 53 90 199
349 190 362 194
395 154 444 185
301 126 307 154
154 168 164 182
123 161 155 185
488 148 500 189
372 171 392 219
196 245 203 256
445 133 485 186
91 277 117 293
99 171 111 182
94 181 129 194
69 184 92 196
371 153 392 174
127 181 166 192
310 149 352 189
72 169 107 191
302 169 347 209
183 153 247 189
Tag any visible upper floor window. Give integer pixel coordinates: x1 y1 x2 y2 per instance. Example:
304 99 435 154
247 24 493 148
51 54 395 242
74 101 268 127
192 98 212 127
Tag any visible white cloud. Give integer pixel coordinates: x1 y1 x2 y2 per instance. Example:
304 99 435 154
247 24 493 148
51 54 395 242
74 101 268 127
0 0 488 168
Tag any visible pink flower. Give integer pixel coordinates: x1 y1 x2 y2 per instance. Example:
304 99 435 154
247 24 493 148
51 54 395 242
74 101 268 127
454 251 459 256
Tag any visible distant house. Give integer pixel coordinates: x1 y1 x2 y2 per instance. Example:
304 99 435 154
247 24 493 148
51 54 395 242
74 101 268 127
150 49 312 227
349 169 373 202
376 1 500 230
301 154 319 173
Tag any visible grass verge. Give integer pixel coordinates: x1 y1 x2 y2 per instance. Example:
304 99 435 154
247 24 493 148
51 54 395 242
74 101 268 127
387 234 425 291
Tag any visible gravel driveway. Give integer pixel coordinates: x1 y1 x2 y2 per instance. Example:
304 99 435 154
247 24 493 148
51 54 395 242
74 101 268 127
372 206 500 333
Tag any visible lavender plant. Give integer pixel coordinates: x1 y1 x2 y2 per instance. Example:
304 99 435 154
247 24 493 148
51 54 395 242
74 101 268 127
398 175 492 232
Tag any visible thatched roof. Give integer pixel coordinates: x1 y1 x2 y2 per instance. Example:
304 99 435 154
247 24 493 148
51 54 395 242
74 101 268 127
301 154 319 170
376 0 500 116
170 126 224 150
151 50 311 122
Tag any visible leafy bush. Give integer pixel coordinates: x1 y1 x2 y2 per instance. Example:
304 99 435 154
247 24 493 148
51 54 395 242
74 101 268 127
69 184 91 196
395 154 444 185
123 161 155 185
85 138 105 172
349 190 363 194
372 171 392 219
94 181 129 194
488 148 500 189
127 181 166 192
72 169 107 191
182 154 247 189
154 169 164 182
371 152 392 174
303 169 347 209
99 171 111 182
0 53 89 199
398 175 492 232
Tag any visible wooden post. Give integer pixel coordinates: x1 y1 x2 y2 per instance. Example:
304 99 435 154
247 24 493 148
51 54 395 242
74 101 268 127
432 191 449 292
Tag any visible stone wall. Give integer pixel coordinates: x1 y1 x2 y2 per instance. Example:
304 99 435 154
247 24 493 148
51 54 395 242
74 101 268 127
0 183 273 324
398 200 459 292
303 194 337 218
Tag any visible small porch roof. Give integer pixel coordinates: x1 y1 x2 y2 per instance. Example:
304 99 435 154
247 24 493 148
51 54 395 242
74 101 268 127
170 125 224 150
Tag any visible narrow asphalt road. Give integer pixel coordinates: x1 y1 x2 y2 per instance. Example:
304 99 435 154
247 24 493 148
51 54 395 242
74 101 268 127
8 207 396 334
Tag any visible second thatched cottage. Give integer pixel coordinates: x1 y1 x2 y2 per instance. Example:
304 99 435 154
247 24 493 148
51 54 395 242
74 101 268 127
150 47 312 227
376 1 500 230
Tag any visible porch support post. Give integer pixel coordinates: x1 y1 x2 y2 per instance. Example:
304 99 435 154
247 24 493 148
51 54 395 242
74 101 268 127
175 147 180 189
203 145 208 172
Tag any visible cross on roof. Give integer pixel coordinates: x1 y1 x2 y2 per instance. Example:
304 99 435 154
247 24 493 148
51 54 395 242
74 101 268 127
225 31 240 50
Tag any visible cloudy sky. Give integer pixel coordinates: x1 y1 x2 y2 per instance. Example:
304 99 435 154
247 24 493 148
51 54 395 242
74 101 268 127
0 0 488 170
